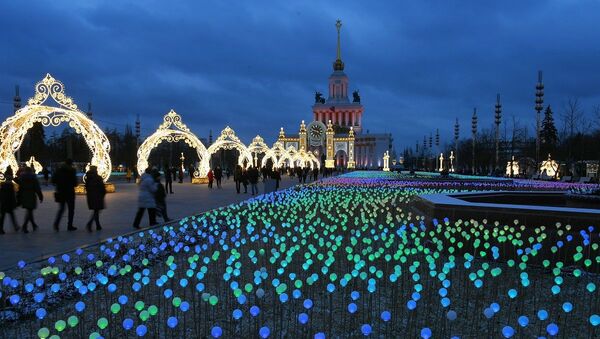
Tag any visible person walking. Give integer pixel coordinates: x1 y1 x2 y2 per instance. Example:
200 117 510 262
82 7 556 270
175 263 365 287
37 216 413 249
164 165 173 194
214 166 223 188
249 166 259 195
178 166 184 183
125 168 132 183
52 159 78 231
133 168 158 229
17 166 43 233
234 165 242 194
242 167 249 194
42 167 50 186
84 166 106 232
274 168 281 190
189 165 194 183
313 167 319 181
153 169 170 222
0 171 19 234
207 169 214 189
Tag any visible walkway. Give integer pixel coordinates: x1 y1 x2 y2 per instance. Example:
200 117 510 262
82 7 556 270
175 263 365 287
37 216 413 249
0 176 304 269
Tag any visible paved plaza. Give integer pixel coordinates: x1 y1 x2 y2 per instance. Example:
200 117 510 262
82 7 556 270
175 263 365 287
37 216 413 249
0 175 303 269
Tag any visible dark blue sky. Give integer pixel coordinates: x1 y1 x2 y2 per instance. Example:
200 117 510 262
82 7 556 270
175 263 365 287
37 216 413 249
1 1 599 150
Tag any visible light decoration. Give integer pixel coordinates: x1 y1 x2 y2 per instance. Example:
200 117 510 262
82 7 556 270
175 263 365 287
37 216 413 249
449 151 455 172
540 154 559 178
437 153 444 172
245 135 270 167
0 74 112 181
382 150 390 171
506 156 519 177
136 109 208 179
261 141 288 169
278 145 297 168
291 147 320 169
201 126 252 172
0 171 599 338
25 156 43 174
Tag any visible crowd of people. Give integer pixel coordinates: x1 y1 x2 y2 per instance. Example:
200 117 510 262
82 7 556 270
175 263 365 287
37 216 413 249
0 159 326 234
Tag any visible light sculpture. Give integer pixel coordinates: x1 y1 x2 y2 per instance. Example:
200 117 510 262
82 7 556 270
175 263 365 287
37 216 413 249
245 135 270 167
383 150 390 171
26 156 43 174
506 156 519 177
291 147 320 169
201 126 252 172
261 141 288 169
136 110 208 181
539 154 559 178
0 74 112 181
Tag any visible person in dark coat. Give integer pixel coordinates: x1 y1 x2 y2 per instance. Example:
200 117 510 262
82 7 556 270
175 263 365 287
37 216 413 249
16 166 43 233
214 166 223 188
0 171 19 234
84 166 106 231
153 169 170 222
178 166 184 183
52 159 78 231
42 167 50 186
164 165 173 194
312 167 319 181
233 165 242 194
248 166 259 195
242 167 249 193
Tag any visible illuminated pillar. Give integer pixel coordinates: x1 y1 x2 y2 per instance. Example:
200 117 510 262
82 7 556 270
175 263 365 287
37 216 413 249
299 120 307 151
383 150 390 171
325 120 335 168
347 127 355 169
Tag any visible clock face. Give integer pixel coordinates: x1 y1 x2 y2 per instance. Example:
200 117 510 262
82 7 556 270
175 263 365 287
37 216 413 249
307 121 327 146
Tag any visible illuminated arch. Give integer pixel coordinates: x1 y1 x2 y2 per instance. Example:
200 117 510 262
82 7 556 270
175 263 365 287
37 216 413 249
0 74 112 181
201 126 252 173
278 145 297 168
292 148 321 169
261 141 287 169
244 135 270 167
26 156 43 174
137 110 208 177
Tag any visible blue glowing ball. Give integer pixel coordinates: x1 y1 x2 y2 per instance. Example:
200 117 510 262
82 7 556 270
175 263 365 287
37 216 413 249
502 326 514 338
314 332 326 339
546 323 558 336
420 327 432 339
518 316 529 327
351 291 360 300
250 306 260 317
119 295 128 305
303 299 313 309
446 310 457 321
136 324 147 336
538 310 548 320
167 317 178 328
562 302 573 313
211 326 223 338
9 295 19 305
35 308 46 319
348 303 357 313
484 308 494 319
233 309 243 320
407 300 417 310
590 314 600 326
298 313 309 324
381 311 391 322
259 326 270 338
361 324 372 336
490 303 500 313
123 318 134 330
180 301 190 312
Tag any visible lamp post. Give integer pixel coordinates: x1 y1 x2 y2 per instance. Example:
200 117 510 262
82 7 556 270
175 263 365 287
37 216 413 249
454 118 459 171
535 71 544 167
495 93 502 173
471 108 477 175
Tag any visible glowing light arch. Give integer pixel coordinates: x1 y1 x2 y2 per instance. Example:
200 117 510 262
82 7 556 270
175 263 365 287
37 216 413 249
244 135 270 167
202 126 252 173
0 74 112 181
26 156 43 174
292 148 320 169
261 141 287 169
278 145 297 168
137 110 208 178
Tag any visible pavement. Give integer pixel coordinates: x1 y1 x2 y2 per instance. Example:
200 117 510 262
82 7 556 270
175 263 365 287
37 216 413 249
0 175 305 269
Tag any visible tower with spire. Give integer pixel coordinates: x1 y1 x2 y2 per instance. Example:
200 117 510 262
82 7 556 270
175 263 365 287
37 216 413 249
312 19 364 134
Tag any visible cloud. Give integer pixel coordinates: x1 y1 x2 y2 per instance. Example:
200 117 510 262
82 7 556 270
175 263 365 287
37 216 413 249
0 0 599 151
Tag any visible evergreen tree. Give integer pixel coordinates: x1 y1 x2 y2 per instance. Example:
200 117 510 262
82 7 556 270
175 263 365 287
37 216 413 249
540 105 558 156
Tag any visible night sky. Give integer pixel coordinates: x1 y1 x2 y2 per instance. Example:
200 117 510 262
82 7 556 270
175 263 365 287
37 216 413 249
1 1 599 151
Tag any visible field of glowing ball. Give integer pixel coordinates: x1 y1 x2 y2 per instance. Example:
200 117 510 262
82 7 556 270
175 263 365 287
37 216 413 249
1 173 599 338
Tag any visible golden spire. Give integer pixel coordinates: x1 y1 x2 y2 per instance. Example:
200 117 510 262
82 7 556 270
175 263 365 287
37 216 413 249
333 19 345 71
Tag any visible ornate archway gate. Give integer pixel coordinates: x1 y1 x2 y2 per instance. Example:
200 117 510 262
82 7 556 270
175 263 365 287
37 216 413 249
0 74 113 185
137 110 209 182
201 126 252 173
